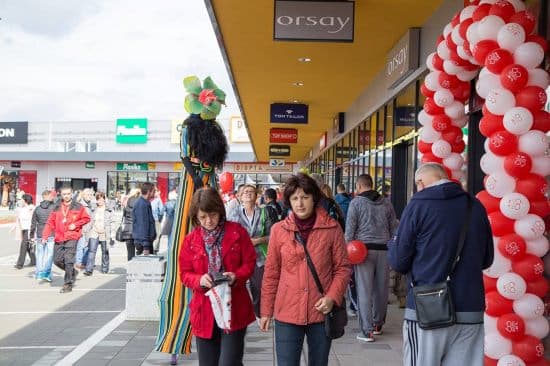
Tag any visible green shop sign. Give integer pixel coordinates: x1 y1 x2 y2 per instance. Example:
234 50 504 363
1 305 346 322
116 162 149 171
116 118 148 144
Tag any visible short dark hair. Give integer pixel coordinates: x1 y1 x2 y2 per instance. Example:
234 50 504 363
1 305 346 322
22 194 33 205
283 173 322 208
264 188 277 201
60 185 72 192
357 174 373 188
96 191 106 200
337 184 346 192
190 187 226 226
140 182 155 195
42 190 51 198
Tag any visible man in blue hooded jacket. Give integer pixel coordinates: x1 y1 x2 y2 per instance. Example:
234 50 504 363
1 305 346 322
388 163 493 366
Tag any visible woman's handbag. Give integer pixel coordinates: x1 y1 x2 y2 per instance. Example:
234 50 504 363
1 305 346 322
412 196 472 330
295 232 347 339
115 217 132 242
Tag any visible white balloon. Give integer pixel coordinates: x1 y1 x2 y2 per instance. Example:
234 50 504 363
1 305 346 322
527 68 550 89
451 116 468 128
526 236 550 257
466 22 481 48
477 15 505 41
479 67 495 79
434 89 455 107
514 42 545 70
426 52 437 72
484 332 512 359
419 126 442 143
515 213 545 241
443 60 463 75
518 130 549 157
432 140 452 159
507 0 526 12
484 250 512 278
417 109 432 126
497 355 526 366
497 272 527 300
424 71 442 91
443 23 453 39
514 293 546 319
445 101 466 119
451 26 464 46
476 74 503 99
484 138 491 153
479 0 498 3
443 153 465 171
503 107 534 135
460 5 477 21
485 88 516 115
437 41 451 60
484 314 499 334
480 152 504 175
524 316 550 339
500 192 530 220
485 171 516 198
451 169 463 180
497 23 526 52
531 155 550 176
457 69 478 82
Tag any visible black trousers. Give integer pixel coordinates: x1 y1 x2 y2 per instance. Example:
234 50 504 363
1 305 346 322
16 230 36 267
53 240 77 285
249 265 264 317
196 325 246 366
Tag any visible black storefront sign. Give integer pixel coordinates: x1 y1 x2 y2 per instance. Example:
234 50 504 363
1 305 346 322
10 161 21 168
270 103 308 124
269 145 291 157
335 146 357 159
0 122 28 144
394 106 420 127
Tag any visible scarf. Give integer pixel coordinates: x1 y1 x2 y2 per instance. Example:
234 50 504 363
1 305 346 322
294 213 316 244
201 220 225 274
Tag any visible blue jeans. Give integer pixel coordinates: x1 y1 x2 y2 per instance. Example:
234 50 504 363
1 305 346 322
35 237 54 280
274 320 331 366
86 238 109 273
75 236 89 265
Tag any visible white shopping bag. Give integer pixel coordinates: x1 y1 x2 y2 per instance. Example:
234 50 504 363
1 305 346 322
205 282 232 332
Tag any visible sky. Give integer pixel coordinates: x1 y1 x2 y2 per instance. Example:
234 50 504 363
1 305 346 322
0 0 240 122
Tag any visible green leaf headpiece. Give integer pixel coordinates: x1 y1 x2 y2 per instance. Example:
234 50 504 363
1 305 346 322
183 76 226 120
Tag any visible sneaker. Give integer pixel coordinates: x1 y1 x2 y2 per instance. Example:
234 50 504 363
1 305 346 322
44 277 52 282
13 265 23 270
373 325 383 335
60 284 72 293
347 309 357 317
83 271 92 276
357 332 375 342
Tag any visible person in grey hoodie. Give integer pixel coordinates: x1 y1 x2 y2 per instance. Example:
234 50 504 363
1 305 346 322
345 174 398 342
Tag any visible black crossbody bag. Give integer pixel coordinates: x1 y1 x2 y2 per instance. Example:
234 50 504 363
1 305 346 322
412 195 472 330
295 232 347 339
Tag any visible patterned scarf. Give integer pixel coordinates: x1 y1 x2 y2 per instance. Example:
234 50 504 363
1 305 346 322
201 220 225 274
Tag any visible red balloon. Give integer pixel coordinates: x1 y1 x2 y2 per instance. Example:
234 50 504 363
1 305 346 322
489 0 516 22
532 110 550 133
347 240 368 264
451 140 465 153
421 83 435 98
516 174 548 201
432 53 444 71
432 114 452 132
484 48 514 74
498 234 527 261
504 152 533 179
473 4 492 21
484 356 498 366
512 254 545 282
526 277 549 298
483 274 498 292
487 211 516 236
442 126 463 144
525 358 550 366
512 335 545 363
462 41 473 58
424 98 445 115
497 312 526 341
417 140 432 154
526 34 549 52
479 115 504 137
488 130 518 156
218 171 234 193
459 18 473 40
476 190 501 213
451 12 460 27
451 82 471 102
473 40 499 65
510 10 536 35
500 64 529 93
485 291 514 316
438 73 460 90
529 199 550 218
516 86 548 113
421 152 443 164
446 35 457 52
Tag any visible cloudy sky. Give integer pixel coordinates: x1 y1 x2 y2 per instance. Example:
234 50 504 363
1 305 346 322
0 0 239 122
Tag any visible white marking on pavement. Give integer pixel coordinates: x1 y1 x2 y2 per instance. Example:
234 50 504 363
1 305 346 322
56 310 126 366
0 346 76 350
0 310 123 314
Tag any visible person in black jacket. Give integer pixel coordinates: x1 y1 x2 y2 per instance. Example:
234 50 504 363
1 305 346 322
122 189 140 261
132 182 156 256
30 190 56 281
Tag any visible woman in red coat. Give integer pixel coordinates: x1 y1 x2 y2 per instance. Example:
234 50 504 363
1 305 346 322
179 187 256 366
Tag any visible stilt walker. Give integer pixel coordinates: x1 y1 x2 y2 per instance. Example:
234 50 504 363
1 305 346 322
155 76 229 363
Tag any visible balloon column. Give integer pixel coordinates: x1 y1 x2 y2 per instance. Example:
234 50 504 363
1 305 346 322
419 0 549 364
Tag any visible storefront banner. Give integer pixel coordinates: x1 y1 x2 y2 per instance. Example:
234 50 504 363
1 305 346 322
232 163 293 173
269 145 291 157
170 119 185 144
274 1 354 42
395 106 420 126
116 118 148 144
0 122 28 144
270 128 298 143
335 146 357 159
116 162 149 171
270 103 308 124
85 162 95 169
229 116 250 143
359 131 384 146
385 28 420 89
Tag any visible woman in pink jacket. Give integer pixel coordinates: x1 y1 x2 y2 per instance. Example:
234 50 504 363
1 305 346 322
259 174 350 366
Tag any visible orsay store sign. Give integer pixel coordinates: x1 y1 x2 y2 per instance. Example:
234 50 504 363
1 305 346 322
385 28 420 89
274 1 354 42
0 122 28 144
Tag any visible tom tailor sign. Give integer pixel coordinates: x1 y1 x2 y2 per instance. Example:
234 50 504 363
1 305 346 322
270 103 308 123
0 122 28 144
274 1 354 42
270 128 298 143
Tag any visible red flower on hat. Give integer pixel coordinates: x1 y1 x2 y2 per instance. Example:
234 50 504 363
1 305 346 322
198 89 217 105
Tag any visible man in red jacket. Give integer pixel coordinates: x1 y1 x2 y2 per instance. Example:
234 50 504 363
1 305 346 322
42 186 90 293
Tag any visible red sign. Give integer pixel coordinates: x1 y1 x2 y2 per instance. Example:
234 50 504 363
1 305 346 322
270 128 298 143
359 130 384 146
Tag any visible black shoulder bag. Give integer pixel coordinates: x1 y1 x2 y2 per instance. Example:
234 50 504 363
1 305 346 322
412 195 472 330
295 232 347 339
